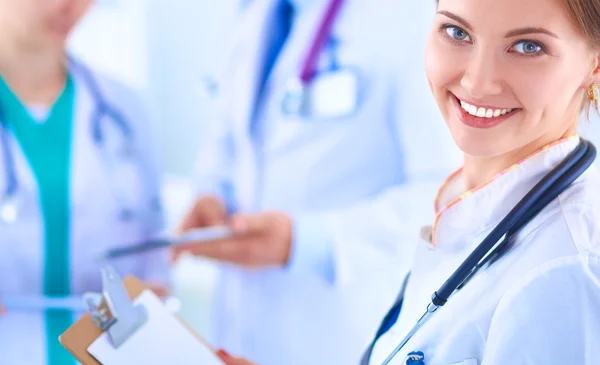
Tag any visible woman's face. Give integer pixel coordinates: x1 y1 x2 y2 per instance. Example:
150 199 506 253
425 0 600 158
1 0 92 48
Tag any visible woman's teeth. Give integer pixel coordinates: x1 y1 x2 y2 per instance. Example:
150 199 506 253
460 100 513 118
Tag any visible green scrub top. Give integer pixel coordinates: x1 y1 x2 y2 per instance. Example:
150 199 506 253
0 74 75 365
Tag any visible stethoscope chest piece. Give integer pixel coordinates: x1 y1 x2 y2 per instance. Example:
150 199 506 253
405 351 425 365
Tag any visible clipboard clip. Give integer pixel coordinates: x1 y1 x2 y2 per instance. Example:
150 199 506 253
83 266 148 348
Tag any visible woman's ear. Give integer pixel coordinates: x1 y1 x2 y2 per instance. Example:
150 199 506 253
589 53 600 117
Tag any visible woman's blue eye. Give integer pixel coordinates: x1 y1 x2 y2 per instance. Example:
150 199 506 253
512 41 543 55
445 26 471 41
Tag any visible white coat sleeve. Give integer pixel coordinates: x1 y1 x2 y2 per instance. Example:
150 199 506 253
482 255 600 365
287 14 463 287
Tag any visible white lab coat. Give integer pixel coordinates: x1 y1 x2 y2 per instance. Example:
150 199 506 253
193 0 462 364
368 138 600 365
0 65 169 364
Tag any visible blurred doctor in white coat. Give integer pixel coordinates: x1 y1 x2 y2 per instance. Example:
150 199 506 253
0 1 169 364
175 0 461 364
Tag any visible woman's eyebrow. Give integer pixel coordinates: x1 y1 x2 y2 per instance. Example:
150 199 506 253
438 10 560 39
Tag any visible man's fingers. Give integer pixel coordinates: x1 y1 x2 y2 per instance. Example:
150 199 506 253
176 196 227 233
229 213 271 235
204 209 227 226
171 238 251 264
176 202 208 233
176 210 199 234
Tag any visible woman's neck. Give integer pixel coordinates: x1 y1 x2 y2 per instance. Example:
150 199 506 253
462 125 578 191
0 32 67 106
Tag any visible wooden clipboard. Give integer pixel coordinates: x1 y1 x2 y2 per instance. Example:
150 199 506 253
59 275 215 364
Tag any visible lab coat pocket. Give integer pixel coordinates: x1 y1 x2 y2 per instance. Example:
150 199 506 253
0 216 43 292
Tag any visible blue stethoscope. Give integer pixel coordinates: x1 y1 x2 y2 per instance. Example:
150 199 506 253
0 56 160 224
363 139 597 365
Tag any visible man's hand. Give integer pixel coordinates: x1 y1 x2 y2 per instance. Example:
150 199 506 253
172 212 293 268
177 195 228 232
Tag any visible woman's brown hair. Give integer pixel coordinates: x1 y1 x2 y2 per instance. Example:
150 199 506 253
564 0 600 117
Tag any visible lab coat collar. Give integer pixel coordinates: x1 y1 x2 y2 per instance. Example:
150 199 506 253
431 136 581 249
219 0 282 131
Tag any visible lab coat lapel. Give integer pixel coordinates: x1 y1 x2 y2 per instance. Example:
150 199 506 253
69 70 102 219
0 129 10 199
221 0 280 133
0 104 40 221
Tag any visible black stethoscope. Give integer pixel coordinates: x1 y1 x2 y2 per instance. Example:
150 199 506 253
0 56 160 224
362 139 596 365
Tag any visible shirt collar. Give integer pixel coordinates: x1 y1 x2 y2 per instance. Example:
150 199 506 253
431 136 580 249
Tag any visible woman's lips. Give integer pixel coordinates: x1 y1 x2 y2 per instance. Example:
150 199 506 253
451 93 520 129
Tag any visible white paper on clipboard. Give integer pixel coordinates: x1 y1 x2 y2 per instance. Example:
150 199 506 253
87 290 222 365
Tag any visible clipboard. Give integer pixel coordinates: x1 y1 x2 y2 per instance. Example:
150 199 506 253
59 266 222 364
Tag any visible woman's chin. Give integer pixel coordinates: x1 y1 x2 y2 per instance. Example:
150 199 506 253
448 126 506 159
